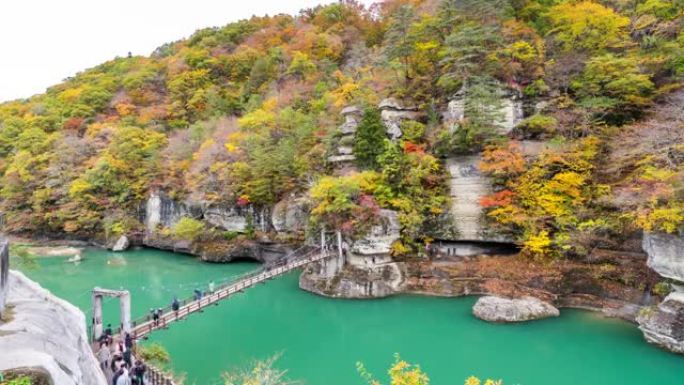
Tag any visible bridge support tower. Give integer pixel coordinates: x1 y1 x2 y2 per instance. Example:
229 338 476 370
91 287 131 342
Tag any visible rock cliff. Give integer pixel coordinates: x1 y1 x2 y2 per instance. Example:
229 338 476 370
299 210 405 298
0 270 107 385
638 292 684 354
642 232 684 284
379 98 425 140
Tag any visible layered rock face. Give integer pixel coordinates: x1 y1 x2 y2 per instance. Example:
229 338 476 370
144 191 258 233
473 296 560 322
141 191 308 261
642 232 684 284
404 250 651 321
300 210 405 298
271 196 308 234
443 88 523 135
446 156 491 241
442 87 522 244
638 292 684 354
638 232 684 354
379 98 425 140
0 270 107 385
445 156 513 243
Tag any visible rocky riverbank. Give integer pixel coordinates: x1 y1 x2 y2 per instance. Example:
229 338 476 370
0 270 107 385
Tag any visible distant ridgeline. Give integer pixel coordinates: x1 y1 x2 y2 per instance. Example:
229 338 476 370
0 0 682 261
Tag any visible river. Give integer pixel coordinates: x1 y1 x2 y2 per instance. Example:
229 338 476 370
19 247 684 385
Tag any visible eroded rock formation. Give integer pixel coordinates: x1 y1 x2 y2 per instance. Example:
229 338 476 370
328 105 361 175
379 98 425 140
638 292 684 354
300 210 405 298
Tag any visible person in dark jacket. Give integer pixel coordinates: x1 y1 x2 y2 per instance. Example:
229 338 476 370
132 361 146 385
124 332 133 350
171 297 180 319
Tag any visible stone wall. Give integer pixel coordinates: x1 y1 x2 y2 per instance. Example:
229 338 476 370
0 270 107 385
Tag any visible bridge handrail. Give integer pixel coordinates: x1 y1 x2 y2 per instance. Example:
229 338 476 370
119 244 324 335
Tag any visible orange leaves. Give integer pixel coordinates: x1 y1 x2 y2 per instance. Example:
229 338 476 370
479 141 526 178
402 141 425 154
479 190 515 208
62 117 85 131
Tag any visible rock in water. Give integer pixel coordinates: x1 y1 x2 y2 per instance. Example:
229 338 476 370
112 235 130 252
637 292 684 354
473 296 560 322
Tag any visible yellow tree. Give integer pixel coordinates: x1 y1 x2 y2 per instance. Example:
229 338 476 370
547 1 629 51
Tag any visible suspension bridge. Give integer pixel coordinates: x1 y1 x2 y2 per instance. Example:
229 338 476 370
91 232 342 385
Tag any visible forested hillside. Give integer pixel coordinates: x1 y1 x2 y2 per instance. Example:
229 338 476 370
0 0 682 259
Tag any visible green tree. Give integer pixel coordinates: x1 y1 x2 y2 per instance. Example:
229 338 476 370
384 5 417 84
172 217 205 240
572 54 654 122
438 23 501 92
353 108 386 170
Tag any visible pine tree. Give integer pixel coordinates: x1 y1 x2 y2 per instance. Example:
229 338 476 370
383 4 417 85
353 107 386 170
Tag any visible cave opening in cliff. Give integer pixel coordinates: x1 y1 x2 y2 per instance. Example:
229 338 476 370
430 240 520 258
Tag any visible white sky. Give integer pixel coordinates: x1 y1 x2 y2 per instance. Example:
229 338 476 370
0 0 374 103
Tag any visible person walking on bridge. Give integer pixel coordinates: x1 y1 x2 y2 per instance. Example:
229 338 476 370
132 360 146 385
150 308 158 327
172 297 180 319
208 280 215 294
104 323 113 340
115 363 132 385
124 332 133 350
96 341 111 372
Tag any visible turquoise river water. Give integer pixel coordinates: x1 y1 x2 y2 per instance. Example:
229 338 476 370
18 247 684 385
